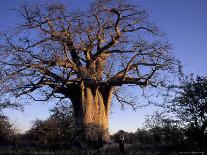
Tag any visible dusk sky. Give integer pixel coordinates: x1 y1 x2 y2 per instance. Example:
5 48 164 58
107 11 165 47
1 0 207 134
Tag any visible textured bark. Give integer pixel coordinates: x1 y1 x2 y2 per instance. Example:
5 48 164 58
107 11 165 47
71 82 113 143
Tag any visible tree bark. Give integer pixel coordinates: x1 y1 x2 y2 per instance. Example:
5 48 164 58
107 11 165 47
70 82 113 143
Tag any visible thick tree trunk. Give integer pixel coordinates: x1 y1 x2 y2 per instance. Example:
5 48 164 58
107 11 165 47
71 82 113 144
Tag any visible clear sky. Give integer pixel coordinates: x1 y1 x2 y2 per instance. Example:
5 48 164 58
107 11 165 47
1 0 207 134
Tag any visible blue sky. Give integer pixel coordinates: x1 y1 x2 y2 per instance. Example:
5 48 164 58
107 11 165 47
1 0 207 134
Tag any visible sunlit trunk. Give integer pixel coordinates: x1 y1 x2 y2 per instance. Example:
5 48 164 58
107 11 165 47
71 83 113 143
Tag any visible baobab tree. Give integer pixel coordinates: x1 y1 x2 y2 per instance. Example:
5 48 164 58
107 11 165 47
0 0 178 142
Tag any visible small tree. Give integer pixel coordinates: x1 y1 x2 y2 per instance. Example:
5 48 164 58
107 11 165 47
26 103 75 149
144 111 184 147
167 75 207 149
0 0 178 142
50 102 77 146
0 115 14 145
144 111 167 129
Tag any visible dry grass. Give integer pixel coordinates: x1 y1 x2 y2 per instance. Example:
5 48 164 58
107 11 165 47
0 149 180 155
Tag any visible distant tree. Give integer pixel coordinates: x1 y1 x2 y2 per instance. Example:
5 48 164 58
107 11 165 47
27 119 56 145
144 111 184 146
144 111 167 129
135 128 151 144
0 114 14 145
111 130 127 143
0 101 21 146
26 103 75 149
0 0 179 142
166 75 207 149
161 121 184 146
50 102 77 146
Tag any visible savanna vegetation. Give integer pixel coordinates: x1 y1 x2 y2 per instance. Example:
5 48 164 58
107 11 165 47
0 0 206 154
0 75 207 154
0 101 206 154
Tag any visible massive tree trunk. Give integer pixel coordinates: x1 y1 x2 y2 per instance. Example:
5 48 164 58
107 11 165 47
70 82 113 143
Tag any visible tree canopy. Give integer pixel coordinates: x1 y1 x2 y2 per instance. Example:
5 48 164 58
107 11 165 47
166 75 207 149
0 0 178 105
